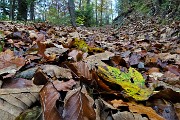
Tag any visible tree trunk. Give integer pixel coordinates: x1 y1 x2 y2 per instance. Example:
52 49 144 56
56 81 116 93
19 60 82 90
79 0 82 10
9 0 13 20
100 0 103 26
12 0 16 20
2 0 9 16
87 0 90 5
30 0 35 21
85 0 91 27
17 0 28 21
95 0 98 26
68 0 76 28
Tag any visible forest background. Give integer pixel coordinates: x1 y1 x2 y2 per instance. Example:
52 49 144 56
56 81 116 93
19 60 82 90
0 0 179 27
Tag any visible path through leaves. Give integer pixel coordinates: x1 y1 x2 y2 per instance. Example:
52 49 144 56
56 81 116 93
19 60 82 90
0 20 179 120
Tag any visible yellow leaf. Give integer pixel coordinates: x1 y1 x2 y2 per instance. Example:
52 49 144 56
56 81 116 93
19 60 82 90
97 65 153 101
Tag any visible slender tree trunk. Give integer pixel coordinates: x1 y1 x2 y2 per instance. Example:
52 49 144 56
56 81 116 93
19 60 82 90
17 0 28 21
85 0 91 27
111 1 113 22
68 0 76 28
87 0 90 5
30 0 35 21
9 0 16 20
95 0 98 26
12 0 16 20
9 0 13 20
79 0 82 10
63 0 66 16
100 0 103 26
2 0 8 16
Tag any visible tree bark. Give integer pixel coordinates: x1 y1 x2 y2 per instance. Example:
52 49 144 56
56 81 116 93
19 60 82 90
9 0 13 20
100 0 103 26
2 0 9 16
95 0 98 26
79 0 82 10
30 0 35 21
17 0 28 21
68 0 76 28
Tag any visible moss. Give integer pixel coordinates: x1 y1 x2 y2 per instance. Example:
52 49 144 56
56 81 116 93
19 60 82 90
72 38 89 52
72 38 104 53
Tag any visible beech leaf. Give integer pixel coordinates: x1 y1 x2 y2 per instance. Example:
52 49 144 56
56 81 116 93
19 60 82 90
40 82 62 120
63 86 96 120
40 80 76 120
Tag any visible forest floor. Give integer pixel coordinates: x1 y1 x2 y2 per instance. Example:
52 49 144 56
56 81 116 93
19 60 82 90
0 19 179 120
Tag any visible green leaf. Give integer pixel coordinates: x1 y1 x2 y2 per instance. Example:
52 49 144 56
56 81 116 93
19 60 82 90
97 65 153 101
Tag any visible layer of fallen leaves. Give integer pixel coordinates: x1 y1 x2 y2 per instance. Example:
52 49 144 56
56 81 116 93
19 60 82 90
0 19 179 120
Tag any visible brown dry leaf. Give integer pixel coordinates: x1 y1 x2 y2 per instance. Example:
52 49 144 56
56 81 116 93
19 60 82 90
95 99 114 120
69 31 80 38
158 53 179 62
36 33 45 42
16 65 72 81
74 61 93 80
148 67 160 74
84 51 114 70
148 68 163 80
112 111 148 120
110 99 164 120
40 82 62 120
37 41 54 61
45 47 68 58
41 65 72 79
65 61 113 91
147 99 179 120
128 103 165 120
33 67 49 85
174 103 180 120
53 79 76 91
47 28 56 36
0 85 42 120
68 50 84 62
0 80 2 88
166 65 180 76
145 54 158 65
0 49 25 75
91 70 113 91
149 89 180 103
29 31 38 41
109 55 127 67
162 71 180 87
129 53 141 66
156 81 180 92
2 78 33 88
63 86 96 120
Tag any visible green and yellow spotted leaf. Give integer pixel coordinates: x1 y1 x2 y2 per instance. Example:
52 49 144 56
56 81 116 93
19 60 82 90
97 65 153 101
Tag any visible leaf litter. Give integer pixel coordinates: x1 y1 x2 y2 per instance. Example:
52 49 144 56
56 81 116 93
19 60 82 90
0 19 179 120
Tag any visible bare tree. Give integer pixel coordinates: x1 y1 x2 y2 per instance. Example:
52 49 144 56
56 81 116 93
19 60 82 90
9 0 16 20
17 0 28 21
68 0 76 27
30 0 35 21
